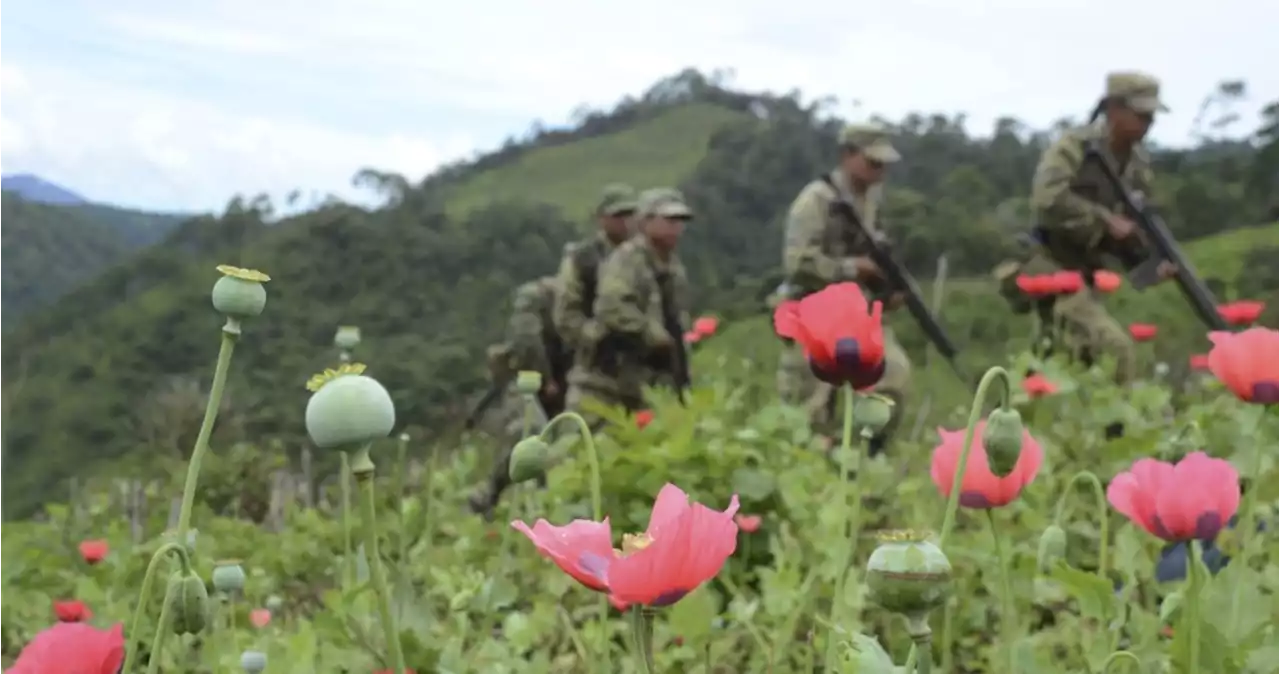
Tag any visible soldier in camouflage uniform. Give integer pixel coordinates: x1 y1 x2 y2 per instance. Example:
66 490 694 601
1011 71 1175 386
554 184 638 356
566 187 692 424
775 123 911 456
468 276 571 518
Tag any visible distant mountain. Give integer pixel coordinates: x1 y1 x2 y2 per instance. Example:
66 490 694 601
1 174 87 206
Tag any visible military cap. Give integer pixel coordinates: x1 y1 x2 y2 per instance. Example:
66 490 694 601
838 122 901 163
1105 71 1169 113
596 183 638 216
637 187 693 219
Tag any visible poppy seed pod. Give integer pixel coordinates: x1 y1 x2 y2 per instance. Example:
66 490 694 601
265 595 283 611
508 436 551 484
516 370 543 396
853 393 895 435
165 571 210 635
1036 524 1068 571
305 368 396 451
210 265 269 319
240 650 268 674
211 560 246 594
333 325 361 350
865 531 952 619
982 408 1025 477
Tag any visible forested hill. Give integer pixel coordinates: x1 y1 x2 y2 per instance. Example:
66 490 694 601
1 69 1277 516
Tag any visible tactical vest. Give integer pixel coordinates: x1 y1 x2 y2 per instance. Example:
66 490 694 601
572 242 602 319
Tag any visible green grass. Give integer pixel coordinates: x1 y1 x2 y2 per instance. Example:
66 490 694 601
444 103 748 218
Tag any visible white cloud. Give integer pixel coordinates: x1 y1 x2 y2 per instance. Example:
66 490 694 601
2 0 1276 211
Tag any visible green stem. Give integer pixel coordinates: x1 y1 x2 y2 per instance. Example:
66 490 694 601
823 385 862 670
629 606 656 674
120 542 191 674
906 616 933 674
987 509 1017 674
144 582 177 674
1185 541 1201 674
350 445 407 674
341 451 354 591
539 411 610 674
395 434 407 564
175 327 238 539
905 365 1012 672
1228 405 1272 632
1100 650 1142 673
1051 470 1110 579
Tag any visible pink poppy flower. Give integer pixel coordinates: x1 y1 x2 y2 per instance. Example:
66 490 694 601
1107 452 1239 542
929 421 1043 508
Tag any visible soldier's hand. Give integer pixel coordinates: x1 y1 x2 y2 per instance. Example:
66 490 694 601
884 291 907 310
1105 213 1137 240
853 256 882 280
1156 260 1178 280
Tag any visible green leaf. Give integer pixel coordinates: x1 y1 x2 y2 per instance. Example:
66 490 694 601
731 468 777 502
669 585 719 643
1049 561 1115 622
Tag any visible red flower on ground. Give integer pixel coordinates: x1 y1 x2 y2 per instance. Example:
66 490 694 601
634 410 655 429
607 484 740 608
249 608 272 628
1021 373 1058 398
1188 354 1210 371
1217 300 1265 326
692 316 719 338
6 622 125 674
1016 274 1054 297
510 518 615 592
1207 328 1280 404
1093 270 1123 293
929 422 1044 509
733 514 762 533
1128 323 1158 342
772 282 885 389
683 331 701 345
52 600 92 623
1106 452 1239 542
1051 270 1084 294
78 540 108 565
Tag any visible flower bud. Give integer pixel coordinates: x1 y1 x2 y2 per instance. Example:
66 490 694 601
305 365 396 451
211 560 246 594
265 595 283 612
240 650 268 674
508 436 551 484
165 571 210 635
983 408 1025 476
211 265 269 319
516 370 543 396
334 325 361 350
865 530 952 619
853 394 895 435
1036 524 1067 571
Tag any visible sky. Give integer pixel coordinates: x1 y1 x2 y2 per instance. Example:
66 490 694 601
2 0 1277 213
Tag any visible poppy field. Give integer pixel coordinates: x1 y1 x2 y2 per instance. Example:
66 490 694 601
2 267 1278 674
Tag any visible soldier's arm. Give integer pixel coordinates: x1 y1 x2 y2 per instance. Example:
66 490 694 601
1029 137 1112 236
782 185 859 286
552 248 587 348
595 250 668 347
508 285 552 381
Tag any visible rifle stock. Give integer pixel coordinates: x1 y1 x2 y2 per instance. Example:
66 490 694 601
1084 145 1230 331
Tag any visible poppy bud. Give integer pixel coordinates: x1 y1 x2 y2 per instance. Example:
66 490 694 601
304 366 397 452
516 370 543 396
1036 524 1067 571
982 408 1025 477
240 650 268 674
865 531 952 619
333 325 361 350
508 436 551 484
211 265 269 320
211 560 246 594
265 595 283 612
852 393 895 436
166 571 210 635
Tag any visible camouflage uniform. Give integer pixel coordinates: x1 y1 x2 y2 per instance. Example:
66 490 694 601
567 188 692 424
554 184 638 356
775 123 911 449
1019 71 1167 385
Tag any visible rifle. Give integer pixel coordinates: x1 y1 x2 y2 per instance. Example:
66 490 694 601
463 379 509 431
822 178 967 383
1084 144 1229 331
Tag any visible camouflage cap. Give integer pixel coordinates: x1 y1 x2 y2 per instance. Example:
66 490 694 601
838 123 901 163
1105 71 1169 114
597 183 638 216
637 187 693 219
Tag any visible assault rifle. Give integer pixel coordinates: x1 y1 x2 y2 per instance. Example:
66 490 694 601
1084 143 1229 331
463 379 509 431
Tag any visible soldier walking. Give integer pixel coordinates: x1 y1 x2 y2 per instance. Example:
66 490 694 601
553 183 638 357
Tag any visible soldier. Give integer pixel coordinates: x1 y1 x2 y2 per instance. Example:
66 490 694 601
775 122 911 456
1021 70 1176 386
467 275 571 518
566 187 692 424
554 183 639 356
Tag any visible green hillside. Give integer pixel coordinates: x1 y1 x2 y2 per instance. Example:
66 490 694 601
1 69 1275 517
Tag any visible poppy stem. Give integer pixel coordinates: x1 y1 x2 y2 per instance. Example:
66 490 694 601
144 582 178 674
987 509 1018 673
1100 650 1142 673
629 606 656 674
822 385 864 671
340 452 354 591
904 366 1011 673
120 542 191 674
394 433 408 565
905 615 933 674
1228 405 1272 633
1185 541 1202 674
175 328 238 541
1050 470 1110 580
349 444 408 674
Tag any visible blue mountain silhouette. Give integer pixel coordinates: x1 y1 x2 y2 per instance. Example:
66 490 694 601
1 173 88 205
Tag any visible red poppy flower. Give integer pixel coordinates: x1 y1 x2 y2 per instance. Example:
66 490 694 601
78 539 108 565
249 608 272 628
1016 274 1051 297
1051 271 1084 294
1188 354 1210 371
607 484 740 607
6 622 125 674
510 518 615 592
683 331 700 345
929 421 1044 508
1093 270 1123 293
635 410 654 429
1106 452 1239 542
1217 300 1266 326
1021 373 1058 398
733 513 762 533
52 600 92 623
1207 328 1280 404
692 316 719 338
1128 323 1157 342
772 283 884 389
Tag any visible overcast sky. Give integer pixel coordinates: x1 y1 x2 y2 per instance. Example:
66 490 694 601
2 0 1276 213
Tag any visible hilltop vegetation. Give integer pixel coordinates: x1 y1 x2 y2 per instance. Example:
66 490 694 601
1 69 1277 516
